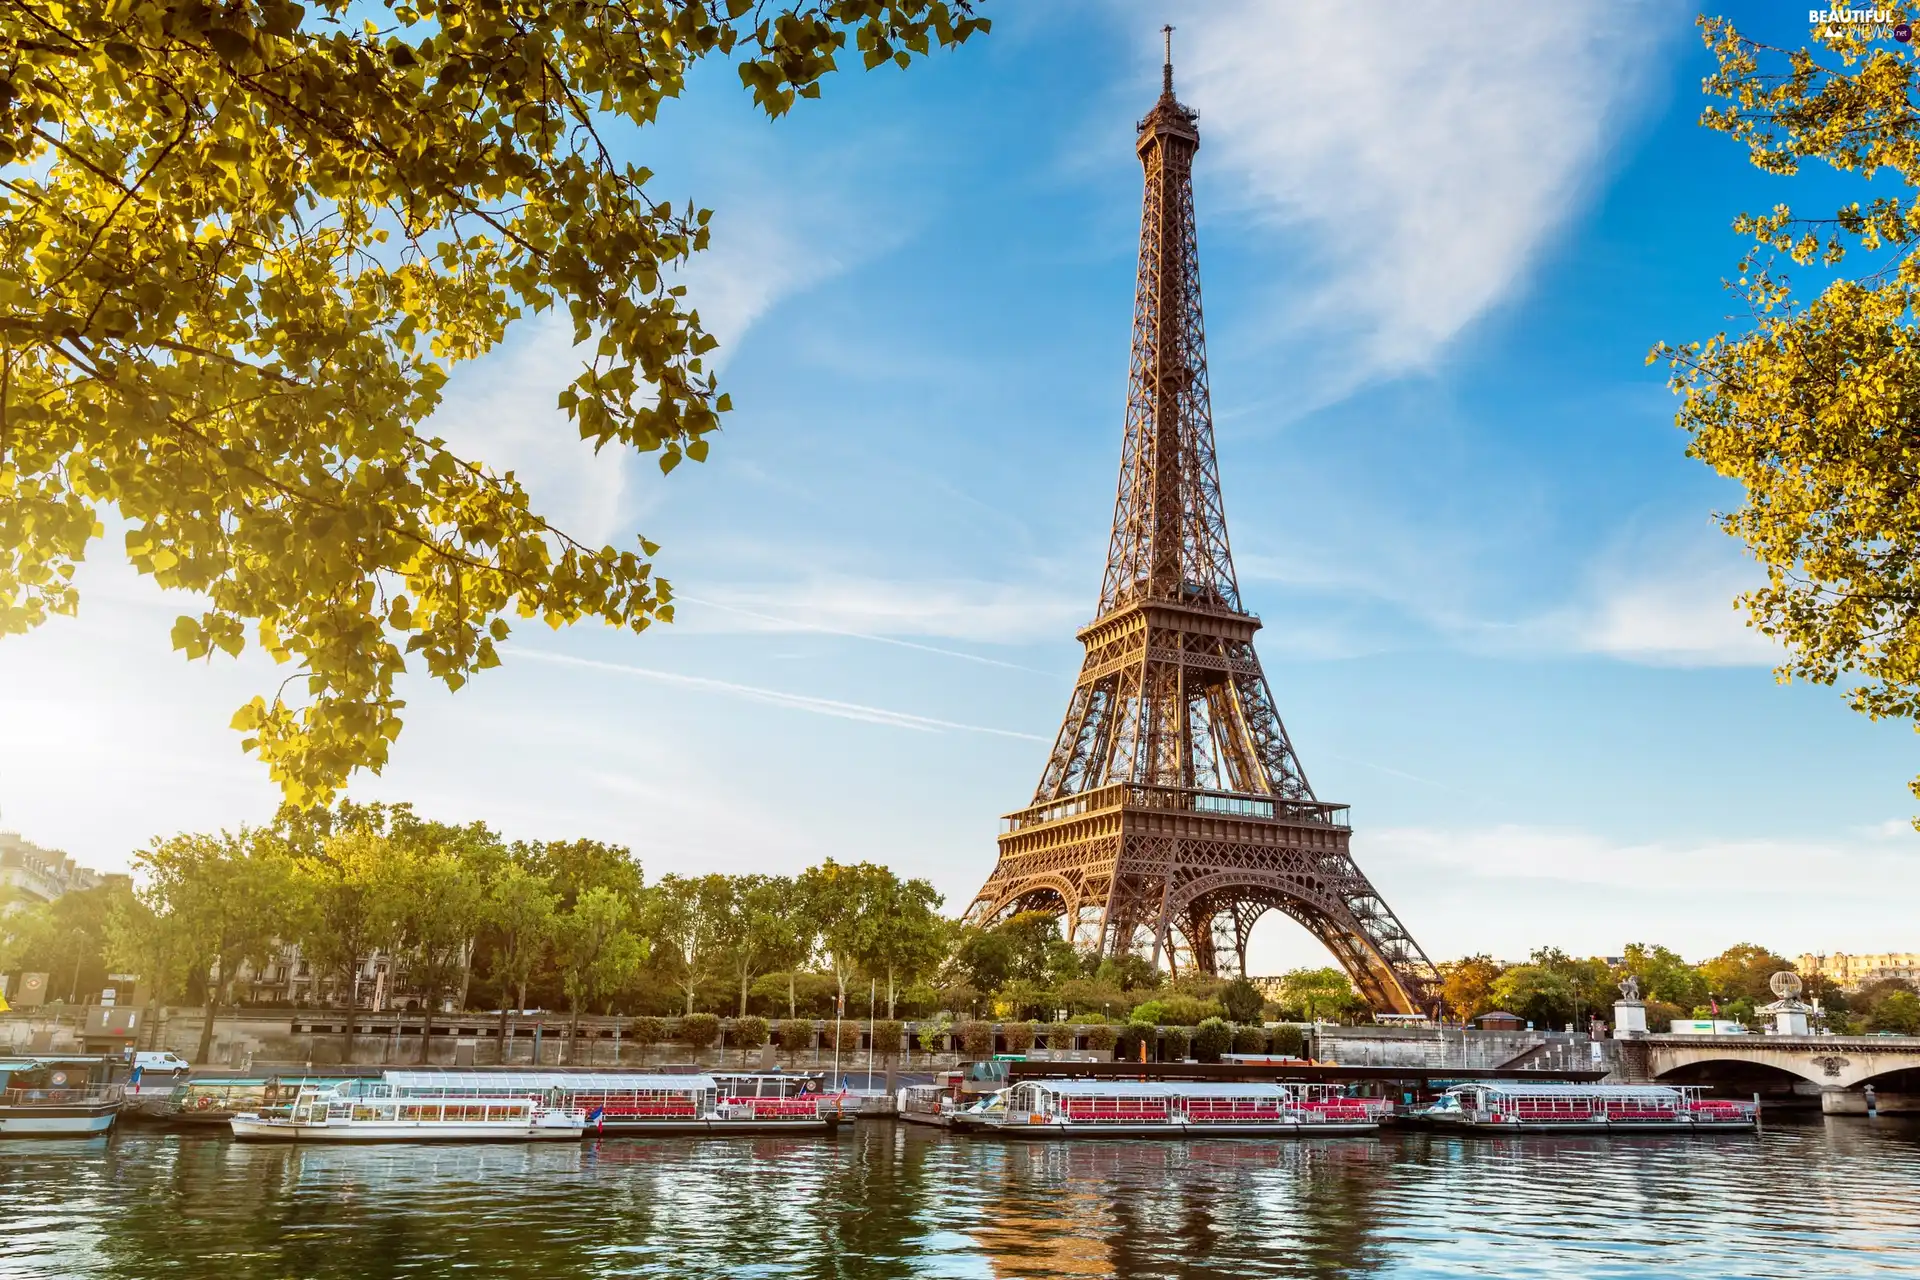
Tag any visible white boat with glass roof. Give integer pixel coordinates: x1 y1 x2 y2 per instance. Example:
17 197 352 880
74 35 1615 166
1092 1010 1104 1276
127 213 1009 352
1418 1081 1757 1133
971 1080 1387 1138
230 1078 584 1143
382 1070 844 1134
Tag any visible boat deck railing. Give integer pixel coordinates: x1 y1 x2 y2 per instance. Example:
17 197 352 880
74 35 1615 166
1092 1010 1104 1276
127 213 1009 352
1 1085 121 1107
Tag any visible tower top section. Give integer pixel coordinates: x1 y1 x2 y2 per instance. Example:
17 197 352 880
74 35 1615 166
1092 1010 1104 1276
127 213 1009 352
1138 24 1199 151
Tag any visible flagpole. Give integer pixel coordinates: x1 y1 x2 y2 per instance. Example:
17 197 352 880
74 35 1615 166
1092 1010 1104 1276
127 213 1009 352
832 991 842 1094
866 978 876 1092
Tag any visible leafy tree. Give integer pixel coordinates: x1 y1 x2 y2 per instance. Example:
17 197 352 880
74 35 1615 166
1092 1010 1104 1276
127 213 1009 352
796 859 896 1017
526 839 643 912
733 1015 771 1051
1275 967 1364 1023
387 821 490 1060
138 828 297 1062
484 860 558 1048
1129 994 1222 1026
948 926 1014 994
0 0 988 805
1697 943 1794 1005
556 885 645 1046
1439 954 1504 1022
1082 1023 1118 1053
707 873 802 1017
1658 17 1920 810
1868 989 1920 1034
12 882 119 1002
106 883 192 1044
1092 955 1162 993
1623 943 1709 1011
851 872 945 1018
1057 976 1127 1018
1221 977 1264 1024
292 821 403 1060
677 1012 720 1049
645 872 723 1015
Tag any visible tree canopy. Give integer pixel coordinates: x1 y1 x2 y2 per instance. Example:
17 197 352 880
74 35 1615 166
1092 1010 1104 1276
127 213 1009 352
1660 16 1920 812
0 0 986 805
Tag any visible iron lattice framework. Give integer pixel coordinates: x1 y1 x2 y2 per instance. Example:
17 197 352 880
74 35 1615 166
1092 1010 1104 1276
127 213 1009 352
964 40 1441 1014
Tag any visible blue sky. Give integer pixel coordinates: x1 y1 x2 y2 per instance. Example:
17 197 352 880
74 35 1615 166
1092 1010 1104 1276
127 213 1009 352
4 1 1915 970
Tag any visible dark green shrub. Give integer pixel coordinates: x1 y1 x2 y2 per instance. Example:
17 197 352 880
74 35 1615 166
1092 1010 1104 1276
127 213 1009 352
678 1013 720 1048
1192 1017 1232 1062
1160 1027 1191 1061
778 1020 815 1052
956 1020 994 1056
1270 1025 1307 1058
629 1016 669 1047
871 1020 906 1057
732 1015 770 1049
1221 977 1265 1023
1002 1021 1036 1053
1116 1020 1155 1061
1231 1025 1267 1054
1083 1024 1118 1052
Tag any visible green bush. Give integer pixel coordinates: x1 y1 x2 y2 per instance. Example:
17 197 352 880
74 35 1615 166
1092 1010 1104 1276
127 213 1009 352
778 1020 815 1052
732 1015 770 1049
830 1021 861 1053
1192 1017 1232 1063
956 1020 994 1056
918 1018 953 1054
1131 994 1223 1025
1002 1021 1036 1053
1270 1025 1307 1058
629 1016 670 1047
1231 1025 1267 1054
1083 1024 1119 1052
678 1013 720 1048
1116 1020 1155 1062
871 1020 907 1057
1160 1026 1192 1061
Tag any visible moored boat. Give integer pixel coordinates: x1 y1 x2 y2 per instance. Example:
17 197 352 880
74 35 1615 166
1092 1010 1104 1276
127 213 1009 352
0 1057 123 1138
969 1080 1387 1139
1417 1082 1758 1133
897 1082 954 1128
160 1075 355 1128
382 1071 845 1135
230 1081 584 1143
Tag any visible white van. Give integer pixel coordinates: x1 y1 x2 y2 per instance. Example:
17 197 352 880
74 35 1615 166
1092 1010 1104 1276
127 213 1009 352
133 1051 191 1074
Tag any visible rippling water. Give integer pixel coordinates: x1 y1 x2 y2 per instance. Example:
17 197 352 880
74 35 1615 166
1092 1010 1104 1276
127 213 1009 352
3 1118 1919 1277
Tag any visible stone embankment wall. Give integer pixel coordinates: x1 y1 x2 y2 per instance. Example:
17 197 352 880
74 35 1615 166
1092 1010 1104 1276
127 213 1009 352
1311 1025 1626 1077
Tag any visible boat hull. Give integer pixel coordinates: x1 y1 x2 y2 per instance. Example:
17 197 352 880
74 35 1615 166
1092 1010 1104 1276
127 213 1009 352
1422 1116 1756 1135
231 1116 584 1143
972 1119 1378 1140
589 1115 842 1136
0 1103 121 1138
896 1110 951 1129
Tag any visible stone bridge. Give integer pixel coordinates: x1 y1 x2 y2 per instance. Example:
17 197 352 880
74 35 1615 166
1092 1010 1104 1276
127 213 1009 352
1640 1034 1920 1114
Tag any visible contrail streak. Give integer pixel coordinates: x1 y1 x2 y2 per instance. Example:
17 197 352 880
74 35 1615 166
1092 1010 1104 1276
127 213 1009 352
517 649 1048 742
676 594 1054 676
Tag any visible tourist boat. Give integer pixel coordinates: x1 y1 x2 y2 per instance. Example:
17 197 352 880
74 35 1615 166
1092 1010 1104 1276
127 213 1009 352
0 1057 124 1138
230 1080 585 1143
1418 1082 1758 1133
382 1071 845 1135
158 1075 354 1127
968 1080 1388 1138
945 1088 1008 1134
897 1082 954 1128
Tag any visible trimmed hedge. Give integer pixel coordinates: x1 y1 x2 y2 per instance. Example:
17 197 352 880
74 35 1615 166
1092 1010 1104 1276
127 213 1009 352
1001 1022 1036 1053
1192 1017 1232 1063
1083 1024 1119 1052
956 1020 994 1056
629 1016 669 1047
1271 1025 1307 1058
1116 1020 1155 1061
1159 1026 1192 1061
678 1013 720 1048
778 1020 815 1052
830 1021 861 1053
733 1015 770 1049
1231 1026 1267 1054
872 1020 907 1056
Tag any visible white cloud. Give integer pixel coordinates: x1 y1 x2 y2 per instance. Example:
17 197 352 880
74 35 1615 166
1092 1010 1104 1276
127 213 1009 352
1283 821 1920 966
1165 0 1675 391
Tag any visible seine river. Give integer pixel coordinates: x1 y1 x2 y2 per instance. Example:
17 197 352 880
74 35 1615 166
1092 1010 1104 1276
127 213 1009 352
4 1119 1919 1278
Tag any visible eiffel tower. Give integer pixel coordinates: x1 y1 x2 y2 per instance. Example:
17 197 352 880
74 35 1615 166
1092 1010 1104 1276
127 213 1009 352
964 33 1441 1014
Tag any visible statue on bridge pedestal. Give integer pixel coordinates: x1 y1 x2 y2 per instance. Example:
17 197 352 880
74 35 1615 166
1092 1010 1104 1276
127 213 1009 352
1618 975 1641 1003
1613 974 1648 1040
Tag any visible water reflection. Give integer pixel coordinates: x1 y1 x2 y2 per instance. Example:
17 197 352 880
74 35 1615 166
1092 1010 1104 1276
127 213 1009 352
0 1119 1916 1278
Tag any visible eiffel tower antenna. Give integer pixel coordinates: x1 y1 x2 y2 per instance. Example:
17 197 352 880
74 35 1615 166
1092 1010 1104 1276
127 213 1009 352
964 43 1441 1012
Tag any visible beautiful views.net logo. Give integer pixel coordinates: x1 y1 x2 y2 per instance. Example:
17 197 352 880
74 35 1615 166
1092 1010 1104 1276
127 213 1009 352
1810 8 1913 39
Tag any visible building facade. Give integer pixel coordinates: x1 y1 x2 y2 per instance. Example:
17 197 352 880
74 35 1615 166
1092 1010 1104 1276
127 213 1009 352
1797 952 1920 990
0 833 112 908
